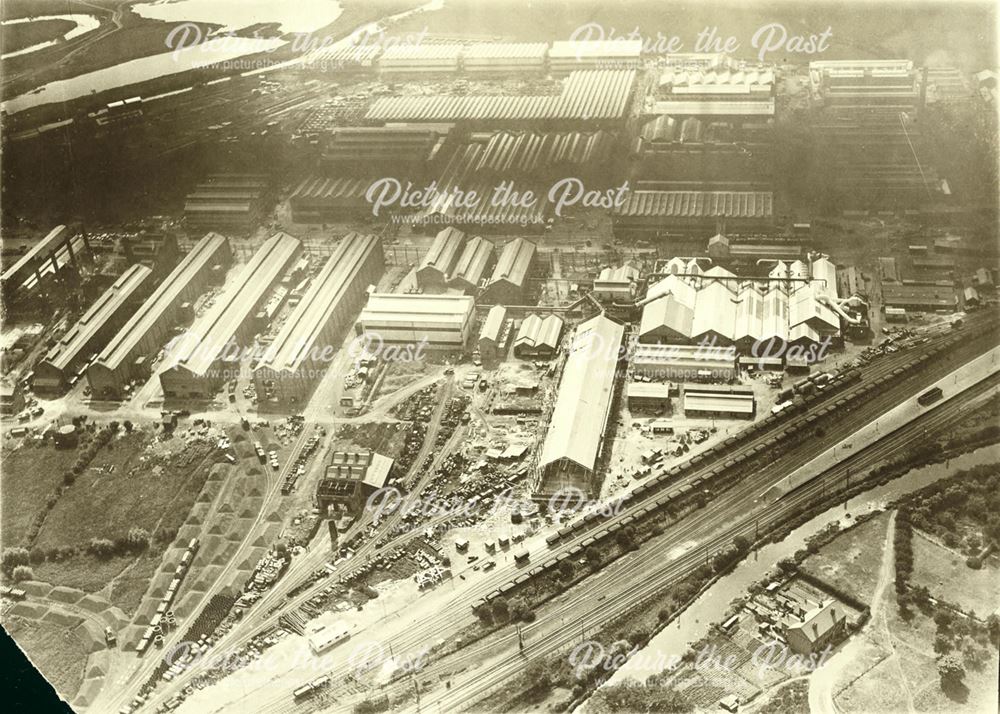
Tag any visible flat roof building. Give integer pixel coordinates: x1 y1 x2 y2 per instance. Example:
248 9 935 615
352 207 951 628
626 382 672 412
357 294 475 350
254 233 383 407
683 385 755 418
35 264 153 393
882 283 957 311
159 232 301 399
536 315 625 500
631 343 737 382
88 233 232 399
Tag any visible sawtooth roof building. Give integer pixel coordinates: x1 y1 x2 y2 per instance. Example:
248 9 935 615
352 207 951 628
638 258 842 352
34 264 153 393
254 233 384 407
536 314 625 500
88 233 232 399
159 232 301 399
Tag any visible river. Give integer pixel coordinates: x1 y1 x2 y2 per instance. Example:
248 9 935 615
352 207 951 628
600 444 1000 688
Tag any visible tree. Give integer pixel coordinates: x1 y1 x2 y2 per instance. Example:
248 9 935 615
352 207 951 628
938 653 965 690
491 597 509 623
2 547 30 577
123 420 134 433
559 558 575 581
733 535 751 554
524 659 552 692
126 528 151 552
12 565 34 583
584 546 602 569
28 548 45 566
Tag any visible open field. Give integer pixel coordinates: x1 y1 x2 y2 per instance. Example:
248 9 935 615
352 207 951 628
799 512 892 605
0 439 79 546
4 615 90 701
1 18 76 54
910 530 999 618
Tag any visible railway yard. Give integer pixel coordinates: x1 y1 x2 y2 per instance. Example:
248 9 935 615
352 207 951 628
1 8 999 714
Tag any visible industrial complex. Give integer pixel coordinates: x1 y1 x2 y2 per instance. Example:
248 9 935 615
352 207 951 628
0 10 997 714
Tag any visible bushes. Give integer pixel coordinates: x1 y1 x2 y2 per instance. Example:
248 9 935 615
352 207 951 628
12 565 35 582
1 547 30 578
965 556 982 569
895 508 914 603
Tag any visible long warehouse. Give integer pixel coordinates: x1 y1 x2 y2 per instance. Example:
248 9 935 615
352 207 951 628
159 232 301 399
254 233 384 407
34 264 153 393
535 314 625 500
356 294 475 349
87 233 232 399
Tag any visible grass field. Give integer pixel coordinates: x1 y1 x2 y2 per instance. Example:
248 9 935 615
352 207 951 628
799 512 891 604
910 530 999 618
1 18 76 53
1 439 81 547
5 616 90 701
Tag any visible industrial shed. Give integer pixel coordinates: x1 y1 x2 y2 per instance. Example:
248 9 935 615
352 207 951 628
462 42 548 74
478 305 509 361
593 263 640 302
513 314 564 357
548 40 642 73
159 232 301 399
481 238 537 305
320 125 451 174
379 43 464 75
183 174 270 234
639 294 695 343
357 294 475 349
288 176 375 223
416 227 467 291
300 43 382 72
536 315 625 500
881 283 957 311
366 69 637 125
448 235 495 294
626 382 673 411
2 225 87 303
34 264 153 392
612 190 774 235
88 233 232 399
254 233 384 406
683 385 756 419
631 343 737 382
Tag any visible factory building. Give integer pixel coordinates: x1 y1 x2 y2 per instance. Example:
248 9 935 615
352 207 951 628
612 190 774 237
638 259 841 353
378 44 464 76
88 233 232 399
462 42 548 74
881 284 957 311
513 314 564 357
448 236 495 294
631 343 737 382
316 450 394 515
548 40 642 74
254 233 384 407
288 176 374 223
183 174 270 234
416 227 467 291
593 263 640 302
682 384 756 419
366 69 638 126
481 238 537 305
536 315 625 500
2 225 89 305
357 294 475 350
159 233 301 399
319 125 451 175
478 305 509 361
626 382 673 412
34 264 153 393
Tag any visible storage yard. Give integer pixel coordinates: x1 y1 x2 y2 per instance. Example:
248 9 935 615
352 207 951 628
0 17 997 714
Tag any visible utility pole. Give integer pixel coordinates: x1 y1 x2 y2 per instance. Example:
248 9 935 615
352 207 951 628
517 624 525 653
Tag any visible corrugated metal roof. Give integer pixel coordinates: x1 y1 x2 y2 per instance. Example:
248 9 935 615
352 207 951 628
692 280 738 341
549 40 643 59
449 235 494 287
2 225 72 284
463 42 548 60
40 264 152 372
488 238 536 289
366 69 635 122
684 392 754 414
301 43 381 67
420 227 466 275
515 314 563 351
479 305 507 343
631 343 735 371
639 295 694 340
94 233 230 371
649 99 775 115
360 294 474 326
614 191 773 219
539 315 624 472
165 232 300 378
257 233 380 375
290 176 371 201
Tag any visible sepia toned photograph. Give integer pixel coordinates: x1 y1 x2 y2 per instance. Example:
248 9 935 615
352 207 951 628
0 1 998 713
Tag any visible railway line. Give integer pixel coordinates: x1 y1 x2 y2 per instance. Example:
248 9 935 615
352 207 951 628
199 318 999 714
